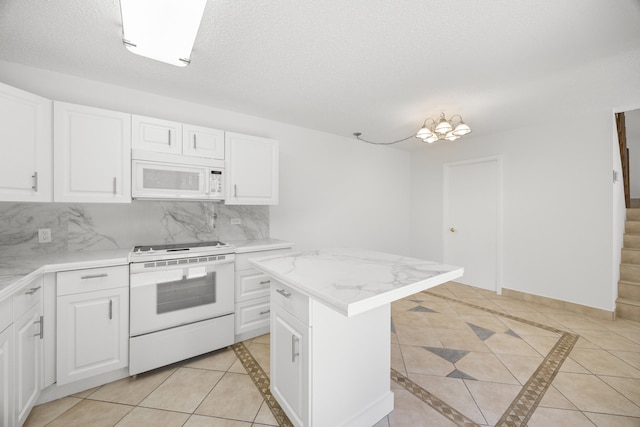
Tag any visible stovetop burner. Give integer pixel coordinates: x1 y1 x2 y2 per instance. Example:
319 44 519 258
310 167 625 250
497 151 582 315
130 240 233 262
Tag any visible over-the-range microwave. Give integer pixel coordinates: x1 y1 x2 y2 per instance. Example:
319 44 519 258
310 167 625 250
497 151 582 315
131 151 225 201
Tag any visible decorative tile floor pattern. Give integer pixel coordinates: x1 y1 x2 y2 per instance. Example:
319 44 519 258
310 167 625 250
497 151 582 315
25 282 640 426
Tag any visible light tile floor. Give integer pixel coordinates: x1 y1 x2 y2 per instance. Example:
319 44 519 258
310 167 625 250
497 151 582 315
25 282 640 427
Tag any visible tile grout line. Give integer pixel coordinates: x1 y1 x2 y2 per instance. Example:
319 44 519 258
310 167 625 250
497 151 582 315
423 290 580 427
231 342 293 427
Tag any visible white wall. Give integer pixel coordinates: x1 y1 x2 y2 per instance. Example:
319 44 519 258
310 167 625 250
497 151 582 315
0 60 412 255
410 48 640 312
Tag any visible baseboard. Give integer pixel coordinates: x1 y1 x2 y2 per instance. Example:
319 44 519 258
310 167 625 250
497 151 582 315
501 288 615 321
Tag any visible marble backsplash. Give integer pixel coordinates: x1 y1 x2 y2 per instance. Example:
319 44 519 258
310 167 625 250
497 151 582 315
0 201 269 257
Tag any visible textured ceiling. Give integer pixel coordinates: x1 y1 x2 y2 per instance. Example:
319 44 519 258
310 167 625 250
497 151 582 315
1 0 639 148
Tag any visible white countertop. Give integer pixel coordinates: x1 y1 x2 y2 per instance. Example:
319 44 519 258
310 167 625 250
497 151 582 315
0 238 293 301
229 238 293 253
249 248 464 317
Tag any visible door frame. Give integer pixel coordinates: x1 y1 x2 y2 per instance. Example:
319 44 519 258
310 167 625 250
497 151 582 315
443 155 504 293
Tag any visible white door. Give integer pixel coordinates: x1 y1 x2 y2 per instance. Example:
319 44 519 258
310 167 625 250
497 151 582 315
0 326 14 427
444 157 501 292
53 102 131 203
0 82 52 202
132 115 182 154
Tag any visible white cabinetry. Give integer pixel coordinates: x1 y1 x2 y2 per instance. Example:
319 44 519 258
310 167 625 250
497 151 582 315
182 124 225 159
133 115 225 159
270 279 393 427
13 277 43 427
225 132 278 205
0 82 52 202
53 102 131 203
234 247 292 342
132 115 182 155
56 266 129 386
0 298 14 427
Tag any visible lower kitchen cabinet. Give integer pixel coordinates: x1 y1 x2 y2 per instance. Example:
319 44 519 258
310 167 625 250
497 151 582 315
56 287 129 385
15 303 42 427
56 265 129 386
234 246 293 342
0 325 14 427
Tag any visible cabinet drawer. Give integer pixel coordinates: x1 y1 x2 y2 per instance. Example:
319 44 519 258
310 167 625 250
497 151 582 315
13 276 43 319
57 265 129 296
271 281 310 326
235 269 271 302
235 248 293 271
235 297 271 335
0 296 11 333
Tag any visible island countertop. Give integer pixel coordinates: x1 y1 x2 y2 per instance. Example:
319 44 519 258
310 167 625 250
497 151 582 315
249 248 464 317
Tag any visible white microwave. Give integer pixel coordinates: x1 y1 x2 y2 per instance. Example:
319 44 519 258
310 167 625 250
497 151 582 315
132 159 225 200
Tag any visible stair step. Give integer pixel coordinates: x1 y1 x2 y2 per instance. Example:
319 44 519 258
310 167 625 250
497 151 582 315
624 234 640 249
622 248 640 265
620 264 640 282
626 221 640 234
619 281 640 299
617 298 640 322
627 208 640 222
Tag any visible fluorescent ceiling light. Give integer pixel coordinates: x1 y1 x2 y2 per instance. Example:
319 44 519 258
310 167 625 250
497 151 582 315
120 0 208 67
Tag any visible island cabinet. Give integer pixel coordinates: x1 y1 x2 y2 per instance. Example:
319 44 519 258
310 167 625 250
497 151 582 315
251 248 464 427
270 280 392 427
0 82 52 203
53 102 131 203
56 266 129 385
225 132 278 205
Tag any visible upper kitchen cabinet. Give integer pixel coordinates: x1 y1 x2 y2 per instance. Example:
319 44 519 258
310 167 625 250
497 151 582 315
132 115 182 155
225 132 279 205
132 115 225 160
54 102 131 203
182 124 225 159
0 82 52 203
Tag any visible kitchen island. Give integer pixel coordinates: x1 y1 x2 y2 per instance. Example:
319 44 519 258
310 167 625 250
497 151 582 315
249 248 463 427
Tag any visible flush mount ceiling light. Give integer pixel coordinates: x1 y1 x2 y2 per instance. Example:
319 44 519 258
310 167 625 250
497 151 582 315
119 0 208 67
353 112 472 145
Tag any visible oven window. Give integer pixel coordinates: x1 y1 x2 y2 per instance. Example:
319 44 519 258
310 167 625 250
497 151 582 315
157 271 216 314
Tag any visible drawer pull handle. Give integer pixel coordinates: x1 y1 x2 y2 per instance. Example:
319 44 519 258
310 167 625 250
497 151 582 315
259 280 271 285
32 171 38 191
109 299 113 320
259 310 270 315
80 274 108 280
25 286 41 295
292 335 300 362
276 288 291 298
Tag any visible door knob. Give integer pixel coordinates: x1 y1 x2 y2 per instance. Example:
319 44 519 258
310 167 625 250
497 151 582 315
450 227 456 232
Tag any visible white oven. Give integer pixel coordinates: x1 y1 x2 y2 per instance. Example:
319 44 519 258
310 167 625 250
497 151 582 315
128 242 235 375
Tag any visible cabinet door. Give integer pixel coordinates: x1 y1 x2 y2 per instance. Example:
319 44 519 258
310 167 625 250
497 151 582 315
56 287 129 385
271 307 309 426
132 115 182 154
54 102 131 203
0 326 14 427
0 82 52 202
15 304 42 427
182 124 225 159
225 133 278 205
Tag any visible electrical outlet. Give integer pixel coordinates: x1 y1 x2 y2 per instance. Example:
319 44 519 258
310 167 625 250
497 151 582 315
231 218 241 225
38 228 52 243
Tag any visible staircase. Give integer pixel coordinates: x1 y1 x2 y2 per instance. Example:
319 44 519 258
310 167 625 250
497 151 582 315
617 208 640 322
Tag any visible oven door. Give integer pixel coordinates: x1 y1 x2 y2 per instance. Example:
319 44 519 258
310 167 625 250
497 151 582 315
130 256 234 336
